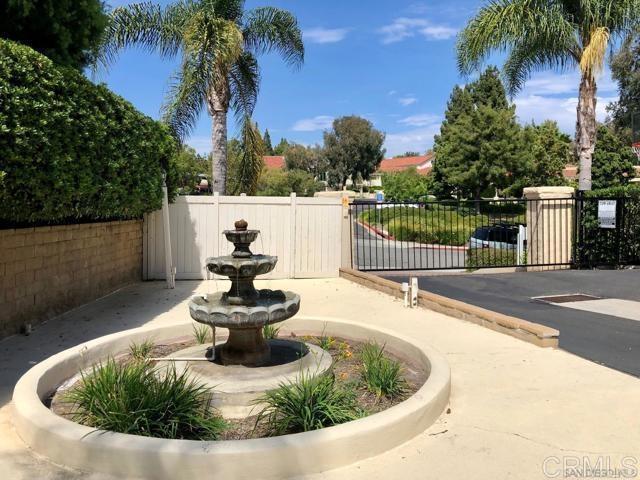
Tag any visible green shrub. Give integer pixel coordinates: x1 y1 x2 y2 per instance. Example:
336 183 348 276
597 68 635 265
0 39 178 226
254 373 361 435
129 340 155 361
256 168 320 197
381 168 430 201
577 185 640 267
65 359 226 440
360 342 407 398
466 248 519 269
360 206 524 246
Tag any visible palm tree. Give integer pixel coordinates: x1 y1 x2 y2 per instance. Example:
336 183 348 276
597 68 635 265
457 0 640 191
101 0 304 194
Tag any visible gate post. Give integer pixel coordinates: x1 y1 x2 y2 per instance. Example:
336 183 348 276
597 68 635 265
523 187 575 271
341 194 352 269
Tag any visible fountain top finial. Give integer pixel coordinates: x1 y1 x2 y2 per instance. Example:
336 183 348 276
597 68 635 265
235 219 248 231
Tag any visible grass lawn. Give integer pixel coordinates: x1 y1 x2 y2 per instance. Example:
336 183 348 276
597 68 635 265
359 203 525 246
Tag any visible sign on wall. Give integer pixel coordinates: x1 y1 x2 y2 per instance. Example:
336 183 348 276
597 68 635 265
598 200 617 229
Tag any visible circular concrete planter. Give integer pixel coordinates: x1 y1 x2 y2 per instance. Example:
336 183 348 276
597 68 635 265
12 316 451 479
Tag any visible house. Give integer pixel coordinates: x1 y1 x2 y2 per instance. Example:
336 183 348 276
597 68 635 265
562 165 578 181
263 155 286 170
367 153 435 188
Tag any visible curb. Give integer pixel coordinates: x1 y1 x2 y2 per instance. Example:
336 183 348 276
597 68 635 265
12 318 450 480
340 268 559 349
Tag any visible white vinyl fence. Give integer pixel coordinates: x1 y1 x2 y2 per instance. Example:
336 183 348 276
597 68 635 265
143 194 345 280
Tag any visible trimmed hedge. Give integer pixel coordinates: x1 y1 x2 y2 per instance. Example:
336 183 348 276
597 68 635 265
576 185 640 267
0 39 177 226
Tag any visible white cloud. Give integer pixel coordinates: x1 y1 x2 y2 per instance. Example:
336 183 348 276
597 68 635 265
384 123 441 157
388 90 398 96
521 71 618 96
291 115 334 132
398 113 441 127
303 27 350 44
399 96 418 106
514 95 618 133
510 69 618 133
378 18 457 44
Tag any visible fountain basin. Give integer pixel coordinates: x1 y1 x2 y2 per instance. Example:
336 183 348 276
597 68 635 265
12 317 450 480
189 291 300 328
205 255 277 277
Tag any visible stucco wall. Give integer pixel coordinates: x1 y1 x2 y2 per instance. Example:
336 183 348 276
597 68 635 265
0 220 142 338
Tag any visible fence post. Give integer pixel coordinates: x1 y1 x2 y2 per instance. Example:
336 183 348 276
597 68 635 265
340 194 352 269
289 192 297 278
523 186 575 271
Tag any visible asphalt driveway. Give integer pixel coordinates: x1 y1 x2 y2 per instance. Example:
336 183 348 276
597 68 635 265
383 269 640 377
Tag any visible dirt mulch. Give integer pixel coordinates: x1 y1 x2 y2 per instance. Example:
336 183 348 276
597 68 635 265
49 332 428 441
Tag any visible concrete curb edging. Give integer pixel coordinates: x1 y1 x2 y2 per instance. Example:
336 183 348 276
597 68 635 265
340 268 559 348
12 316 450 480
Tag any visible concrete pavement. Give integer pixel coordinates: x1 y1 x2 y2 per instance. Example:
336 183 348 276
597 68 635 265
1 278 639 479
384 269 640 377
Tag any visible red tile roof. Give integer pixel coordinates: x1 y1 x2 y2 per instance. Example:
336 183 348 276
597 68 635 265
378 153 434 176
263 156 286 170
563 165 578 180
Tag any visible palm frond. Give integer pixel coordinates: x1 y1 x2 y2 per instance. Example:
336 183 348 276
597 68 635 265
580 26 610 77
503 36 577 95
229 52 260 120
242 7 304 68
99 1 191 68
161 54 210 140
235 116 265 195
457 0 576 75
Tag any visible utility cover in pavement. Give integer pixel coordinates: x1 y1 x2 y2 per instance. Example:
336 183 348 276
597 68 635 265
533 294 602 304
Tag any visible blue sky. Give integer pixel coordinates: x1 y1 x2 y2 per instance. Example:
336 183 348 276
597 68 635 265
101 0 619 156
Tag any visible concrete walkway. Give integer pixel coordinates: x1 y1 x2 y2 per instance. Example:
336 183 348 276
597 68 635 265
1 278 639 479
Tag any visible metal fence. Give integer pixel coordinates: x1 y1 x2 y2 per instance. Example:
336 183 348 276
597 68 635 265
350 198 575 272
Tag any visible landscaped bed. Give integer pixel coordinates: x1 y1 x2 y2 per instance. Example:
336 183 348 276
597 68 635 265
359 203 525 246
48 328 427 441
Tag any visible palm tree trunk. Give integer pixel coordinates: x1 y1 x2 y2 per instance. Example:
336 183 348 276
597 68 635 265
208 83 230 195
576 74 597 191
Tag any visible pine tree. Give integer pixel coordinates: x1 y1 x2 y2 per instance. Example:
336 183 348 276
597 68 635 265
263 129 274 155
433 67 525 206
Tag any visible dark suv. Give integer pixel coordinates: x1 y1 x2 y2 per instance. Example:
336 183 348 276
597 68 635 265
469 224 520 250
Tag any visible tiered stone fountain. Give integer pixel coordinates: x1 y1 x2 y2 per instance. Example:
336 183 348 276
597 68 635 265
189 219 301 366
166 220 331 417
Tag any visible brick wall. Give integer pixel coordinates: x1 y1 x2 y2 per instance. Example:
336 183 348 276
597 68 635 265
0 220 142 338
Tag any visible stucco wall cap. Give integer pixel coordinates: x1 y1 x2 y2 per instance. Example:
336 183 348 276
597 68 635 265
523 186 575 199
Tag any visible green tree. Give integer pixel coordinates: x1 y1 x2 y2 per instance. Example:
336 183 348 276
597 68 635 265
263 129 274 155
508 120 574 195
257 169 318 196
433 69 526 206
608 29 640 139
382 169 429 201
273 138 290 155
457 0 640 191
174 145 211 192
283 143 327 175
102 0 304 194
0 0 108 69
323 116 385 188
592 125 637 189
394 151 421 158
